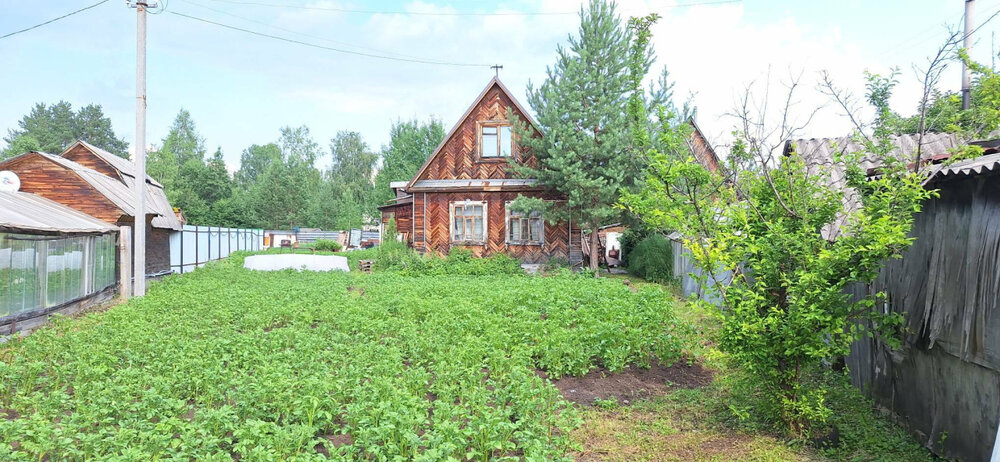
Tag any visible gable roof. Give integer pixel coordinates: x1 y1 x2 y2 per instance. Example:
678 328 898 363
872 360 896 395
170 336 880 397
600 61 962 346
0 191 117 235
406 77 540 189
0 152 183 230
62 140 164 188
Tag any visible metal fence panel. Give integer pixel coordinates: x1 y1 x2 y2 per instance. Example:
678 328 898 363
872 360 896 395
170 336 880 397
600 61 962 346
169 226 263 274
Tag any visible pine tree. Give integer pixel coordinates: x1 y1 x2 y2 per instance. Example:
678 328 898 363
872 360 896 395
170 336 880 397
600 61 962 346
511 0 654 271
2 101 127 159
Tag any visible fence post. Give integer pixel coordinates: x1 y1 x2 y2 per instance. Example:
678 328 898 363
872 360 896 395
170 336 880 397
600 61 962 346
118 226 132 300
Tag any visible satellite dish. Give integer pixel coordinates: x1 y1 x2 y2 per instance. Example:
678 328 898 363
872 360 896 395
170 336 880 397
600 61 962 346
0 171 20 192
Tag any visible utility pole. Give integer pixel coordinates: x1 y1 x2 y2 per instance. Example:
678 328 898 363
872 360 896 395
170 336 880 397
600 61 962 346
963 0 975 110
128 1 156 296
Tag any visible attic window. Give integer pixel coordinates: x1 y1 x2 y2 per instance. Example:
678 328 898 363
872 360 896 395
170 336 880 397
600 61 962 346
481 124 512 158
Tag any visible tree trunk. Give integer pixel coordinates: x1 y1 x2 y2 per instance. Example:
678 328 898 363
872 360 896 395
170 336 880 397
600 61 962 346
590 225 600 276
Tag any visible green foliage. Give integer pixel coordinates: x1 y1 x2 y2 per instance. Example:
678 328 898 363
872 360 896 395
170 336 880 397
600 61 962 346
621 73 937 435
2 101 127 159
626 233 674 284
509 0 657 270
312 239 342 252
373 118 445 206
310 131 379 230
888 50 1000 138
0 253 688 460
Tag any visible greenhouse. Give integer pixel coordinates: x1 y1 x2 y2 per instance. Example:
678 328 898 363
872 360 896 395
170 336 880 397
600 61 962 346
1 192 118 333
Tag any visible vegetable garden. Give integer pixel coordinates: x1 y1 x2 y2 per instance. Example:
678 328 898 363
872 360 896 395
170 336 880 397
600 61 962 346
0 252 688 460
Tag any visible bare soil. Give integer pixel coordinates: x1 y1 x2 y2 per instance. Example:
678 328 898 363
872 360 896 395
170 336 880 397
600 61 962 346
548 359 713 406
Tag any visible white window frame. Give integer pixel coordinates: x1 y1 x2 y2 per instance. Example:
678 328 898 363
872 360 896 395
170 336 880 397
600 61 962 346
477 121 514 159
450 200 488 245
505 203 544 245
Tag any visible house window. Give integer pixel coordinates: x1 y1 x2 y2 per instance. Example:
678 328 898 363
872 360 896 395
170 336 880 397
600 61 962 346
481 124 513 158
451 201 487 243
506 205 544 245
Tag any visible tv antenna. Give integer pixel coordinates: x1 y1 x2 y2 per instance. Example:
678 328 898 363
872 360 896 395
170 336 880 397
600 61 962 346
491 64 503 77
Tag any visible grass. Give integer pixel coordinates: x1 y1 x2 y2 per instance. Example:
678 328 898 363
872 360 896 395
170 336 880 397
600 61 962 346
570 279 937 462
0 252 687 460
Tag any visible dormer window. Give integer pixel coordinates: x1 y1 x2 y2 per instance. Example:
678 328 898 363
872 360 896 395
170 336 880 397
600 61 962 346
480 123 512 158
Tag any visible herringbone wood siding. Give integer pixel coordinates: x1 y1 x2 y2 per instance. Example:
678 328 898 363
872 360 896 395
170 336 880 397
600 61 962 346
417 191 580 264
416 84 538 182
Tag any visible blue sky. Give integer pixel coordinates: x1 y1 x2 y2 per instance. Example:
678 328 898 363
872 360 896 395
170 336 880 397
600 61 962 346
2 0 998 171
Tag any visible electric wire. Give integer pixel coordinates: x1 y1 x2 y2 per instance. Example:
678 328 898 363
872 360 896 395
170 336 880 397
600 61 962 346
177 0 431 61
0 0 110 40
167 11 492 67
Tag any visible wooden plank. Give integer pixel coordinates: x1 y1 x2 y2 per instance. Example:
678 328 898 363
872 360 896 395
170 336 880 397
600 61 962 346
118 225 131 300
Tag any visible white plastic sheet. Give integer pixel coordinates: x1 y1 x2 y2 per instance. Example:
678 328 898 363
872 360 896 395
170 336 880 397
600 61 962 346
243 254 349 272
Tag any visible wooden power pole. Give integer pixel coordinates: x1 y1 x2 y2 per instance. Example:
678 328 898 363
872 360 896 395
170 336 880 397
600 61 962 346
963 0 975 110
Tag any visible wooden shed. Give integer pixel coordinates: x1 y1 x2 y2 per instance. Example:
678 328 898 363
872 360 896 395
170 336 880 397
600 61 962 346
0 145 182 276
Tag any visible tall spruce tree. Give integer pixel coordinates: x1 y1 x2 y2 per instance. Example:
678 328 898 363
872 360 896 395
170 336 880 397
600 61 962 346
511 0 654 271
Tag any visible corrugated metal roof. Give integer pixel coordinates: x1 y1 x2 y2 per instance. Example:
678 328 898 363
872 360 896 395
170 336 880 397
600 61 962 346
409 178 539 190
34 153 182 230
926 152 1000 180
0 191 117 234
787 133 961 171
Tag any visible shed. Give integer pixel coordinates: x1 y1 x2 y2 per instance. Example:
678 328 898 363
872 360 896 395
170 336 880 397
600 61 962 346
1 192 118 335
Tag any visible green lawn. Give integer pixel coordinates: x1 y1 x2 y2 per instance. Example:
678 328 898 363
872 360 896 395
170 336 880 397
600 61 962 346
0 253 934 461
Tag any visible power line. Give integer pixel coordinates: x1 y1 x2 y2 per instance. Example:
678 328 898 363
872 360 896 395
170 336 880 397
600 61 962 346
167 11 492 67
0 0 110 40
177 0 432 61
201 0 742 16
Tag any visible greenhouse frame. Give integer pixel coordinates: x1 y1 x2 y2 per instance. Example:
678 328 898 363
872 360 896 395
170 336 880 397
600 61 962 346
1 192 118 334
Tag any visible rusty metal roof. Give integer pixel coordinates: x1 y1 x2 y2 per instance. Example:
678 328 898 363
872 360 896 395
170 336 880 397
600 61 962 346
0 191 117 234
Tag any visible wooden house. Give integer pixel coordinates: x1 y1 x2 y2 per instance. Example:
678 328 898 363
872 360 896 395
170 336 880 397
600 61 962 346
0 141 183 276
379 77 583 264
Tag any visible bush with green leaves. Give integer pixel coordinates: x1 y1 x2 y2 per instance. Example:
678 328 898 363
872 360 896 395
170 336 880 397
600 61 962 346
621 74 936 435
313 239 342 252
626 233 674 284
0 252 688 460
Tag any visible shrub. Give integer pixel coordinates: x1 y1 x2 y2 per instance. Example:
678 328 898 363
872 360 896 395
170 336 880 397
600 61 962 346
313 239 342 252
626 233 674 284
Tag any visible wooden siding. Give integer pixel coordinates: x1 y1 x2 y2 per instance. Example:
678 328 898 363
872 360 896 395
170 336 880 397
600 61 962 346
413 191 580 264
2 155 126 224
380 202 413 243
61 144 123 181
416 83 538 182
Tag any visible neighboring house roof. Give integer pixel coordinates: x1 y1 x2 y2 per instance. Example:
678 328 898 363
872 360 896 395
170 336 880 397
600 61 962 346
1 152 182 230
61 142 182 230
408 178 540 192
785 133 961 171
0 191 117 234
688 118 722 173
377 195 413 210
406 77 540 190
926 152 1000 181
65 140 164 188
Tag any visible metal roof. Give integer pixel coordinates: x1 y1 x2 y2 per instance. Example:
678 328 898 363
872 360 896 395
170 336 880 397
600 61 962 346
0 191 117 234
926 152 1000 181
409 178 539 190
389 181 409 189
12 153 183 231
70 140 164 188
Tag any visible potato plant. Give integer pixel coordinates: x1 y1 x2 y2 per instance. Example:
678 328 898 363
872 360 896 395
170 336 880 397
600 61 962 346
0 254 687 460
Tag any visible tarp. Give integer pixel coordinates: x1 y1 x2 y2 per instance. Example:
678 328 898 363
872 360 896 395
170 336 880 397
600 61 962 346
243 254 349 272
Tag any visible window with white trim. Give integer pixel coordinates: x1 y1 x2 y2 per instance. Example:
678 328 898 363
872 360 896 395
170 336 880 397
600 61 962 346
480 124 513 158
506 205 544 245
451 201 487 243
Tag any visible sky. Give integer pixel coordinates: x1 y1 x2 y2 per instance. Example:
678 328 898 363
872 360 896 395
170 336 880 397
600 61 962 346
2 0 1000 172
